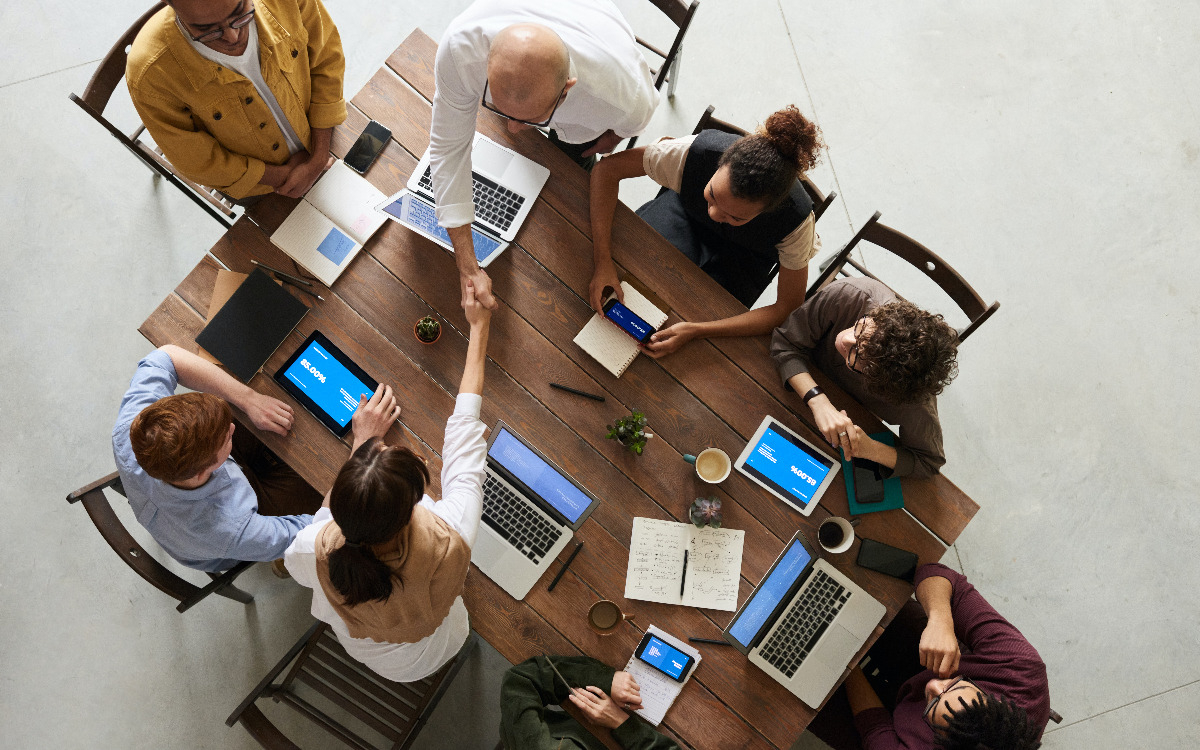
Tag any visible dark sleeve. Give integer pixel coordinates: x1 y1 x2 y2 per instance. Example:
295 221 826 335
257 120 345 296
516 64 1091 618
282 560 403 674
887 399 945 479
770 281 866 390
499 656 615 750
611 716 683 750
853 707 908 750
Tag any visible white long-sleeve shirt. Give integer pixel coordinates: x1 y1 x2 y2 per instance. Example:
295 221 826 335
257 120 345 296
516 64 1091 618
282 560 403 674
430 0 659 228
284 393 487 682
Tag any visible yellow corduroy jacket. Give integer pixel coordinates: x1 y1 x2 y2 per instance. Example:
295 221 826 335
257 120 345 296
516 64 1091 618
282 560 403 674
127 0 346 198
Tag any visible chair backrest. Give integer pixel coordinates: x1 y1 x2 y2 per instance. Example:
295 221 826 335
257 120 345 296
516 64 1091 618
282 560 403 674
636 0 700 90
227 623 476 750
67 471 254 612
807 211 1000 342
690 105 838 222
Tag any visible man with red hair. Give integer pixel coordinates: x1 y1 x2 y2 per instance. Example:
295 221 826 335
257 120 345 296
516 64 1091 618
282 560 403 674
113 346 319 572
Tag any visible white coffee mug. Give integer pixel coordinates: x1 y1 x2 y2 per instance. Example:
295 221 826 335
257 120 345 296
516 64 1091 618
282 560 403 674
818 516 855 554
684 447 732 483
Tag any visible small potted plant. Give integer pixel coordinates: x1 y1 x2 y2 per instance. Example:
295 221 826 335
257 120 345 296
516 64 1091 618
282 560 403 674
689 496 723 528
414 315 441 345
606 409 653 455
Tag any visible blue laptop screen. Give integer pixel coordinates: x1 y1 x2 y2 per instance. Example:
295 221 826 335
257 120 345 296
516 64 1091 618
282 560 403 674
280 339 373 428
727 539 812 649
742 425 834 509
381 193 503 264
488 428 591 524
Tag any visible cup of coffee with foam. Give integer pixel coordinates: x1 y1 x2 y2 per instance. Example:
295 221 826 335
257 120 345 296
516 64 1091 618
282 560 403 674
588 600 635 636
684 447 732 484
818 517 855 554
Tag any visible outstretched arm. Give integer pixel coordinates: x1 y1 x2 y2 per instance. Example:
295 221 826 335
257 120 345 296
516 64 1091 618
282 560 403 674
459 279 492 395
588 148 649 312
159 345 293 435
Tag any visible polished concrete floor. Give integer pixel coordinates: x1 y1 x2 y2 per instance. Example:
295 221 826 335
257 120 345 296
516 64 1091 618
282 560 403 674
3 0 1198 748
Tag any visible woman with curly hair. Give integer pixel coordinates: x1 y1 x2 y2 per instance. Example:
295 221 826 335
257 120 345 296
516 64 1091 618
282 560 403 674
589 104 825 357
770 278 959 478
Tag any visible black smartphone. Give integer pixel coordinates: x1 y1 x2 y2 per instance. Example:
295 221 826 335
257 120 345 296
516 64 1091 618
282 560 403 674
852 457 886 504
602 297 657 344
856 538 919 583
344 120 391 175
634 633 695 683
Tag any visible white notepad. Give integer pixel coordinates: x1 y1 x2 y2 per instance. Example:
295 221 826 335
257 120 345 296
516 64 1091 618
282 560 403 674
573 282 669 377
269 161 387 286
624 517 744 612
623 626 701 726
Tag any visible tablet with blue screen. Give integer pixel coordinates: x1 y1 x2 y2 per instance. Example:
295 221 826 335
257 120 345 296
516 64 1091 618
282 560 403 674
734 415 840 516
274 331 379 438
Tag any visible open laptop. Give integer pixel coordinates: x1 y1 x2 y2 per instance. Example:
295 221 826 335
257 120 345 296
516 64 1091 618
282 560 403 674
376 133 550 267
472 421 599 600
722 531 885 708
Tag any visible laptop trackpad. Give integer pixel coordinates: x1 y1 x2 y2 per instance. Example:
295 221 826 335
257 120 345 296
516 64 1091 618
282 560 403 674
471 530 509 569
474 139 514 178
816 625 862 671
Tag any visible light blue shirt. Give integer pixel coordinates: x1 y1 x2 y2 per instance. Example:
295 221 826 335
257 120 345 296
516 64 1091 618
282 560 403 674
112 350 313 572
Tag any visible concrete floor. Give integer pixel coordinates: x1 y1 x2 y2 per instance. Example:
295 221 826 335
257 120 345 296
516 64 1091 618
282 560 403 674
3 0 1198 748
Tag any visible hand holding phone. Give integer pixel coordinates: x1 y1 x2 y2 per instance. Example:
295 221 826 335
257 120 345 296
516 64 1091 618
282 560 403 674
603 296 657 344
634 633 695 683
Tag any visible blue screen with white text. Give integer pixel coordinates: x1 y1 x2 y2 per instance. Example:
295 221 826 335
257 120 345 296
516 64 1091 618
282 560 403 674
282 340 373 428
728 540 812 648
604 300 653 341
743 425 833 508
488 428 591 523
638 635 690 679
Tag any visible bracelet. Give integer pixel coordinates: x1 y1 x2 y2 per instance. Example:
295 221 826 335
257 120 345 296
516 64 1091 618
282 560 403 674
801 386 824 405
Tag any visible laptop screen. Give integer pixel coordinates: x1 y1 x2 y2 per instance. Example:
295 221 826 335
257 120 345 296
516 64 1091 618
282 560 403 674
488 427 592 524
379 193 503 264
727 539 812 649
741 425 835 510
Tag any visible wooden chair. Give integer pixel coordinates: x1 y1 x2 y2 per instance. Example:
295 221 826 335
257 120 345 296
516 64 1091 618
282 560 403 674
807 211 1000 343
66 471 255 613
226 622 477 750
624 0 700 149
691 105 838 222
68 2 238 227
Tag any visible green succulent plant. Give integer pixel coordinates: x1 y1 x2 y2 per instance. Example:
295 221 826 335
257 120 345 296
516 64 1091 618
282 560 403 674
689 496 723 528
416 315 441 342
606 409 651 455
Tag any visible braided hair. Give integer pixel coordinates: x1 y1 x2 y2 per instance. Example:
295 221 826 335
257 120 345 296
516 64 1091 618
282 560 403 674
935 693 1043 750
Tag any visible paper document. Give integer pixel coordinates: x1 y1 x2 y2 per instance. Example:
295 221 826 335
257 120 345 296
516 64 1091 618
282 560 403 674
624 517 743 611
623 626 701 726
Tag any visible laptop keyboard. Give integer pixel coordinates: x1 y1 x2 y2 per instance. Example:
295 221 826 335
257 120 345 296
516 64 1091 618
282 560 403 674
418 167 525 232
481 474 563 563
759 569 851 678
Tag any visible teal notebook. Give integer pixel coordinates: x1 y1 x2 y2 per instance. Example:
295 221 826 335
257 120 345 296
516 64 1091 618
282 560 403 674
842 431 904 515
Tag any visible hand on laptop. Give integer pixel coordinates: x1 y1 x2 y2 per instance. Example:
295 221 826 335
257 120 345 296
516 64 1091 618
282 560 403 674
569 685 632 729
610 671 644 711
351 384 401 452
240 391 295 436
919 612 961 678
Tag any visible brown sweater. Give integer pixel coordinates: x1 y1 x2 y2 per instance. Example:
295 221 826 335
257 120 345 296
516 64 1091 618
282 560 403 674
769 278 945 479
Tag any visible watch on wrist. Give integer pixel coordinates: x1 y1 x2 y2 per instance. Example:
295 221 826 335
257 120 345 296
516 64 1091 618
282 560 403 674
801 385 824 405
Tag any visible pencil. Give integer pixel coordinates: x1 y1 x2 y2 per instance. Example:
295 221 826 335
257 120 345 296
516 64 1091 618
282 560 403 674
251 259 313 286
547 541 584 592
688 637 732 646
549 382 605 402
277 276 324 302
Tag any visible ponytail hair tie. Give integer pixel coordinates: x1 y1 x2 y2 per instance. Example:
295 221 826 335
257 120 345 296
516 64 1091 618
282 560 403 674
343 540 363 549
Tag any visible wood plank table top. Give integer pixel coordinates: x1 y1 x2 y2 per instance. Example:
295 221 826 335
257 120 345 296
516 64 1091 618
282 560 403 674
140 30 978 750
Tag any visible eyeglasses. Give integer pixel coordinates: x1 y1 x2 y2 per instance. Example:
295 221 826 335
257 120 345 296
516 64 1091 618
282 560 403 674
180 3 256 44
480 79 568 128
922 676 980 726
846 316 870 373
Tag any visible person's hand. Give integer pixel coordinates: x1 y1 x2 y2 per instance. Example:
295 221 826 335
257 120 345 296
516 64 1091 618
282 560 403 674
278 154 333 198
643 322 694 358
569 685 629 729
589 260 622 313
609 671 644 711
810 399 858 458
581 129 625 158
462 267 497 310
241 392 294 436
351 384 401 449
462 278 492 328
919 613 961 678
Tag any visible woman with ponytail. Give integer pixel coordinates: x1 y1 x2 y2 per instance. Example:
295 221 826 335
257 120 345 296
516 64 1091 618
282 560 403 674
284 280 492 681
589 105 825 357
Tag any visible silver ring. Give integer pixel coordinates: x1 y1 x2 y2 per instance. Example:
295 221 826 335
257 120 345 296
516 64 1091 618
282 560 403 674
838 431 848 437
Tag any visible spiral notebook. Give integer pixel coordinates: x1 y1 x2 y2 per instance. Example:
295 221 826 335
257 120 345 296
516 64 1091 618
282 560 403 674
623 626 701 726
573 281 668 377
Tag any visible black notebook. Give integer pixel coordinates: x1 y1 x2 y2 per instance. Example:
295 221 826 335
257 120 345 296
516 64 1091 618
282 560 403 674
194 268 309 382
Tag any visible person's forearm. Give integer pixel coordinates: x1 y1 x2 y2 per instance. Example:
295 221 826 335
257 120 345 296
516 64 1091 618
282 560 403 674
308 127 333 162
861 441 898 469
459 323 490 396
260 162 291 188
448 224 480 278
589 160 621 267
683 301 795 341
844 667 885 716
916 574 955 622
160 345 255 410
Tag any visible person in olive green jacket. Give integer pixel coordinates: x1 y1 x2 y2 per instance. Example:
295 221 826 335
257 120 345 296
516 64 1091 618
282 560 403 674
127 0 346 199
500 656 679 749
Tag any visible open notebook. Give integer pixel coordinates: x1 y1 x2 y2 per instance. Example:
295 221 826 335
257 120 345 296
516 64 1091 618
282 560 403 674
269 161 387 286
624 517 744 612
573 281 668 377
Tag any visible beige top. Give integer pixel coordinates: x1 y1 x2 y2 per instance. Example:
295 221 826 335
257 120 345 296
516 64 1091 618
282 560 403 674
642 135 821 270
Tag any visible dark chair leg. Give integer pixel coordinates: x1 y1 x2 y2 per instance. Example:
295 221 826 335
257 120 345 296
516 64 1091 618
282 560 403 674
177 560 256 612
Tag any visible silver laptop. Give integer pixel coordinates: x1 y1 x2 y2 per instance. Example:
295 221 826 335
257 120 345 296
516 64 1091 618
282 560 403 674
472 421 599 601
722 531 885 708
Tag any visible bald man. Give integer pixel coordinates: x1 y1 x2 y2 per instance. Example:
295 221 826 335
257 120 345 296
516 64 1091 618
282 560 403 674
431 0 660 308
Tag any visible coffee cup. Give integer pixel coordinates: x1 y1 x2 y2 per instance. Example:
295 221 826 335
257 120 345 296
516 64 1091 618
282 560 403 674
588 599 635 636
818 517 855 554
684 447 732 484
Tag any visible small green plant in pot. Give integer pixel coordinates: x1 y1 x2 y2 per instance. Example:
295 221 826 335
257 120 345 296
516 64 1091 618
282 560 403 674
606 409 653 455
414 315 441 344
689 496 723 528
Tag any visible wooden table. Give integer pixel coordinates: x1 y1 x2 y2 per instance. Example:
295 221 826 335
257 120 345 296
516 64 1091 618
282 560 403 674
140 30 978 749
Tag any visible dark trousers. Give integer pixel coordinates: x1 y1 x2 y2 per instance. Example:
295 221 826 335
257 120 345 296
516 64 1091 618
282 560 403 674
548 129 599 172
807 600 929 750
230 424 322 517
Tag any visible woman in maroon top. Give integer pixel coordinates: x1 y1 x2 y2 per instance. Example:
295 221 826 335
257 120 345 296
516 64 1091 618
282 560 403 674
812 563 1049 749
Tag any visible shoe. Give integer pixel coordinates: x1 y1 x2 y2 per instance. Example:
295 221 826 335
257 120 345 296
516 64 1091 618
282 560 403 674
271 558 291 579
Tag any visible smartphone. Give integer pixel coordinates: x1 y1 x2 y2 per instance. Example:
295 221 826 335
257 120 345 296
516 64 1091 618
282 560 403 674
634 633 695 683
603 297 657 344
344 120 391 175
852 457 886 504
856 538 919 583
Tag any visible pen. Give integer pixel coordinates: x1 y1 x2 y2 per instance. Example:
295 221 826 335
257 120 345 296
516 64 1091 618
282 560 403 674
277 276 325 302
251 259 314 286
549 382 605 402
547 541 584 592
679 550 688 598
688 637 732 646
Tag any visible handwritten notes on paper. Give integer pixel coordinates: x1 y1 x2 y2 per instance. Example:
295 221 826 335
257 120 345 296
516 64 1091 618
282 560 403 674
624 518 744 611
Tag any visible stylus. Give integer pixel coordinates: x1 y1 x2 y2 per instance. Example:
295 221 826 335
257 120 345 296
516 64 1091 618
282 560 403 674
688 637 732 646
547 542 584 592
277 276 324 302
251 259 314 286
549 382 605 402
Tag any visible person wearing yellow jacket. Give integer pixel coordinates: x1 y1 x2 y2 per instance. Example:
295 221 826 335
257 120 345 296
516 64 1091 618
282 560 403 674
127 0 346 200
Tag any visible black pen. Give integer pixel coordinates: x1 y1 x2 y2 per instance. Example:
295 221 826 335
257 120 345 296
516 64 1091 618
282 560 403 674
277 276 325 302
251 259 314 286
688 637 732 646
549 382 605 402
679 550 688 598
547 541 584 592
